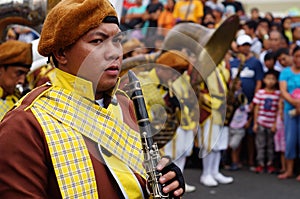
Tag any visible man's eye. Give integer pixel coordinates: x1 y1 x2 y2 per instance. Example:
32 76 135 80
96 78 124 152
112 33 124 43
16 71 26 76
91 39 103 44
112 36 123 43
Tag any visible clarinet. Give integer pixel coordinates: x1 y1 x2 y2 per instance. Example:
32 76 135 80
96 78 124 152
127 70 169 199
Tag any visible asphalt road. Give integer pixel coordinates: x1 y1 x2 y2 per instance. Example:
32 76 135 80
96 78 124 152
182 167 300 199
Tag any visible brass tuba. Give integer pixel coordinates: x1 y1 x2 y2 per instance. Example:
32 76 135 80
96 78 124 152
0 0 60 43
120 15 240 148
121 15 240 79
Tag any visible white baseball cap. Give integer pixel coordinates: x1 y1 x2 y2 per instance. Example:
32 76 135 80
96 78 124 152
236 34 252 46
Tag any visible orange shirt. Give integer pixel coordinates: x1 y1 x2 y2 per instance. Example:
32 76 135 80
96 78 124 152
158 9 176 36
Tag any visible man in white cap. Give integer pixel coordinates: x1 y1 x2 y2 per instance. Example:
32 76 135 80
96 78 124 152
230 34 264 172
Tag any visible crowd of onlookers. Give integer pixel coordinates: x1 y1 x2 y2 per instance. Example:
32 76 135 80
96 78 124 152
119 0 300 184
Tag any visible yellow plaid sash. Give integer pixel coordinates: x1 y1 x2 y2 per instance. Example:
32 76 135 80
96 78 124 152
100 146 145 199
30 86 145 198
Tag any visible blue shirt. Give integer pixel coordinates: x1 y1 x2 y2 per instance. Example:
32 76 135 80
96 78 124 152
279 67 300 113
230 56 264 103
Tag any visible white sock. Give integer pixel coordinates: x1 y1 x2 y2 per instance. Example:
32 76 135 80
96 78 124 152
202 152 214 176
212 151 221 175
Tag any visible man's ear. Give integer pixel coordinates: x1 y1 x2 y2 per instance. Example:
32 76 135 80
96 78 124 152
0 66 5 75
52 48 67 65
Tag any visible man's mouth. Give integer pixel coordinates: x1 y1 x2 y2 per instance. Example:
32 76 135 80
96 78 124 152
104 65 120 76
105 65 119 71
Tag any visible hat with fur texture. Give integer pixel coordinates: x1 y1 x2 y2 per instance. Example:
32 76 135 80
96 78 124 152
0 40 32 68
38 0 118 57
156 50 190 73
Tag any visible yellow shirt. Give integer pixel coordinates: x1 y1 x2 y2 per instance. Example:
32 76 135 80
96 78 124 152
173 0 203 23
0 87 18 121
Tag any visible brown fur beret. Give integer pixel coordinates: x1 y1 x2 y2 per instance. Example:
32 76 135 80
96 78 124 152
0 40 32 68
38 0 118 56
156 50 190 73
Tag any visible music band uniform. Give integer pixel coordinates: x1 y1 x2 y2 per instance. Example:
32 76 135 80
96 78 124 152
0 69 147 198
198 61 234 187
0 0 185 198
0 40 32 120
135 50 197 191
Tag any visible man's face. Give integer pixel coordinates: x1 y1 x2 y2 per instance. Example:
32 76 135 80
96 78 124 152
62 23 123 97
243 25 251 35
294 49 300 68
277 53 292 67
0 66 29 97
293 27 300 41
269 31 281 51
238 44 251 55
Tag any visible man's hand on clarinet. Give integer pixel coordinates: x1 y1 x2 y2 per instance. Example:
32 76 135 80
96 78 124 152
156 156 185 198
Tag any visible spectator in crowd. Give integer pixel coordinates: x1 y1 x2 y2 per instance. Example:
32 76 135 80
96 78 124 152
173 0 204 24
250 7 261 23
263 52 280 78
276 48 293 68
256 18 271 49
270 22 283 32
230 34 264 171
227 79 249 171
205 0 224 13
157 0 176 36
278 46 300 181
144 0 164 37
274 97 286 174
281 16 293 44
252 70 280 174
202 12 216 28
264 12 274 24
210 2 225 27
260 30 286 72
222 0 245 18
290 25 300 52
122 0 147 30
243 20 262 57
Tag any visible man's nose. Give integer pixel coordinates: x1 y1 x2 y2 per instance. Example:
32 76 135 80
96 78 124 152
104 41 122 60
17 74 26 85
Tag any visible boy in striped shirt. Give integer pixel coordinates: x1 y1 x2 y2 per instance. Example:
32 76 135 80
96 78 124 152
253 69 281 173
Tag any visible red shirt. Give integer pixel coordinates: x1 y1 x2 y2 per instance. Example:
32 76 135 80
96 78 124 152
253 89 280 128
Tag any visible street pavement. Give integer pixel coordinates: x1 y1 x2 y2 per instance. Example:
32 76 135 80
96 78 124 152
182 167 300 199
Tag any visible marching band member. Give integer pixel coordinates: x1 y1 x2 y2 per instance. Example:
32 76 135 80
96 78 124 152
0 0 185 198
198 61 234 187
136 50 198 192
0 40 31 120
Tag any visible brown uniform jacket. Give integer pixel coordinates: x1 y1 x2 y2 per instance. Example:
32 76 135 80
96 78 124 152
0 85 147 199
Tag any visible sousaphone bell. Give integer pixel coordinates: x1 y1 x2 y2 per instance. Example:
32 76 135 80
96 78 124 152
121 15 240 148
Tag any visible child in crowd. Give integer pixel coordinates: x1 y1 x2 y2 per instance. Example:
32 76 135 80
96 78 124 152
264 52 280 78
274 97 286 173
227 79 249 171
253 70 281 174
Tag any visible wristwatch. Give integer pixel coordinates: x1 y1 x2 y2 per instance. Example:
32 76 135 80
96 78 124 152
263 34 269 40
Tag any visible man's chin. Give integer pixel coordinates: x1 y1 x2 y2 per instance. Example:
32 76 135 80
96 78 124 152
96 81 117 94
